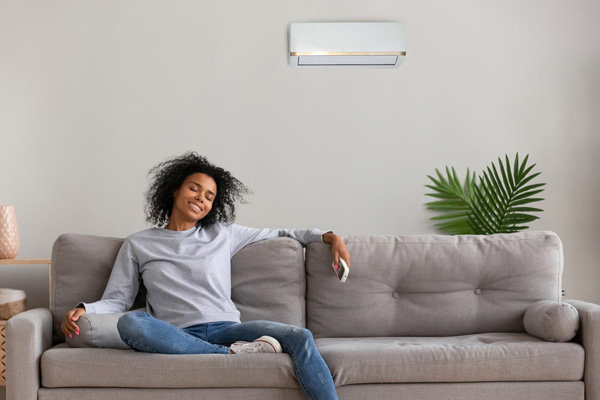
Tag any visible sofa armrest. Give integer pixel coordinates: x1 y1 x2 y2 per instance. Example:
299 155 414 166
565 299 600 400
6 308 53 400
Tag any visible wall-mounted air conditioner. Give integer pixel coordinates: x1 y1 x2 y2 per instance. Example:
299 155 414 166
289 22 406 68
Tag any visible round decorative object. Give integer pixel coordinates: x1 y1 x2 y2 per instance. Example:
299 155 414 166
0 205 20 259
524 300 579 342
0 289 27 320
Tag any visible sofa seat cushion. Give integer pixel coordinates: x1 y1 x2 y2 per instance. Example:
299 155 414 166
41 344 299 389
315 333 584 386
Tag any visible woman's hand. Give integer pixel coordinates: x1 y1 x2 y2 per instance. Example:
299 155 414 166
61 307 86 338
322 232 351 268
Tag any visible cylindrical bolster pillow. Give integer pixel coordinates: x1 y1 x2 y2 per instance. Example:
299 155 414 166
524 300 579 342
66 311 143 350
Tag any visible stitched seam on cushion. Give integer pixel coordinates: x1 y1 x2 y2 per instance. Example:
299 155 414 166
555 242 562 300
342 240 555 246
293 242 305 328
51 235 64 312
47 350 578 369
543 305 559 339
341 235 559 246
80 317 94 345
278 239 304 326
241 237 299 249
543 304 577 340
46 358 292 370
333 364 581 382
327 348 581 368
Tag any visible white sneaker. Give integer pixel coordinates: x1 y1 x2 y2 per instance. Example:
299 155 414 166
230 335 282 354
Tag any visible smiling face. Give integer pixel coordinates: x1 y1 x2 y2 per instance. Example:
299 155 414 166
166 173 218 231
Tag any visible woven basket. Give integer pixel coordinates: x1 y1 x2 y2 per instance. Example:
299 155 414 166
0 206 19 259
0 289 26 320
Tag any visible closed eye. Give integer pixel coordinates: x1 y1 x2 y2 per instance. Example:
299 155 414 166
190 182 216 199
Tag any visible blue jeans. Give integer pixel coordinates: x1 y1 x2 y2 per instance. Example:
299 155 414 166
117 312 338 400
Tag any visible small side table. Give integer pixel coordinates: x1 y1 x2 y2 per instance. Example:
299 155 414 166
0 258 52 305
0 258 51 386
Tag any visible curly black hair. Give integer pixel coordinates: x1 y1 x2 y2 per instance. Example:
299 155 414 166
144 152 250 228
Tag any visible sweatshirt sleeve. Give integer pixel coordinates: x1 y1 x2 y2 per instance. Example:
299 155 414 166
228 224 327 257
78 239 141 314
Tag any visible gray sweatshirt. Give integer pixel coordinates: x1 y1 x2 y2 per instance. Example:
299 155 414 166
81 223 325 328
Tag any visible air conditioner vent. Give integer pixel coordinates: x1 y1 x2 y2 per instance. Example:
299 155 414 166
289 22 406 68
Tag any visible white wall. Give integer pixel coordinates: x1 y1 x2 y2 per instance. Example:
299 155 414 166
0 1 599 392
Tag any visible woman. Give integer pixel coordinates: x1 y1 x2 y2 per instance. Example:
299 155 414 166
61 152 350 400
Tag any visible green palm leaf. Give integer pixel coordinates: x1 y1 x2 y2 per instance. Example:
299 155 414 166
425 153 546 235
425 168 476 234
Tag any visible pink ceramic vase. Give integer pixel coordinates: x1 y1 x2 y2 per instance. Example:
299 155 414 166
0 205 20 259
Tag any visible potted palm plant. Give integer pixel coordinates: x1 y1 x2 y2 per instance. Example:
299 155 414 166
425 153 546 235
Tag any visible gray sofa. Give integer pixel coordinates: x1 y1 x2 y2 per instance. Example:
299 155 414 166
6 230 599 400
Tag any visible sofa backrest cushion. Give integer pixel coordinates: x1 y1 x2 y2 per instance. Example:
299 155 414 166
51 234 306 344
305 231 563 338
231 237 306 328
51 234 128 344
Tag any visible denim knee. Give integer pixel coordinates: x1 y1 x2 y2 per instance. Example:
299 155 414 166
296 327 314 342
279 325 315 346
116 311 148 338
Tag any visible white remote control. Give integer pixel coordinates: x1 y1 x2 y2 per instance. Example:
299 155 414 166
332 258 349 282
